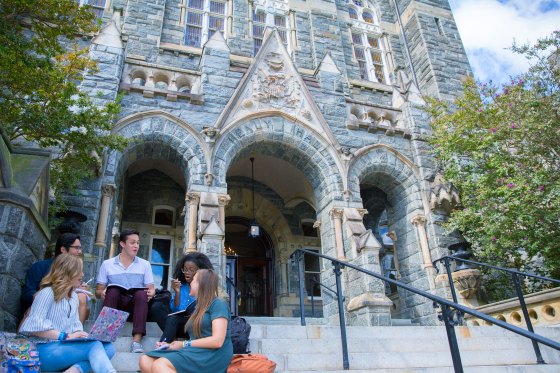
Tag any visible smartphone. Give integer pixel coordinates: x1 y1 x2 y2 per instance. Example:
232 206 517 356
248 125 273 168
155 344 170 351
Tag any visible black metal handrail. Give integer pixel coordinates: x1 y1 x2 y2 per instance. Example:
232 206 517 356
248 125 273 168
309 276 340 317
290 249 560 372
225 276 240 316
433 255 560 364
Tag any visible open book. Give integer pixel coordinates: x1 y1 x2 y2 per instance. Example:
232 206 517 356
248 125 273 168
107 284 148 295
168 299 197 317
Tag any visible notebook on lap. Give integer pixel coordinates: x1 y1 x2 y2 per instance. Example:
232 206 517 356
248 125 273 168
60 306 129 343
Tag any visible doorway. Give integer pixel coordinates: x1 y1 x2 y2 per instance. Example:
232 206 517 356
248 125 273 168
225 217 274 316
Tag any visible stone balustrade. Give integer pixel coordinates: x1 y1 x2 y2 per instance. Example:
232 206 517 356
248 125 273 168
466 287 560 327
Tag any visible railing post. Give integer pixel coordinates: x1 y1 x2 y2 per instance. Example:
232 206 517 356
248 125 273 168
443 257 463 325
296 251 307 326
333 261 349 370
512 272 545 364
440 304 464 373
311 276 315 318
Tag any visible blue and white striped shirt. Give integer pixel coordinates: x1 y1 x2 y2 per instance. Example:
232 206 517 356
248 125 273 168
96 254 154 289
19 287 83 336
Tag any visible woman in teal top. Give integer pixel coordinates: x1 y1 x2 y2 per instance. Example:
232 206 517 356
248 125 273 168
157 253 213 344
140 269 233 373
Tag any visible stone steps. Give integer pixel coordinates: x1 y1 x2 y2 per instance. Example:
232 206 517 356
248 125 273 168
63 321 560 372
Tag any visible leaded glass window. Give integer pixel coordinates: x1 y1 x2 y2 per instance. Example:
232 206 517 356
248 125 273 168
184 0 226 47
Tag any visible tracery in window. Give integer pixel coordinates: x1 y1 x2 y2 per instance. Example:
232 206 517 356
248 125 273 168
347 0 389 84
252 10 266 56
249 1 295 57
184 0 226 48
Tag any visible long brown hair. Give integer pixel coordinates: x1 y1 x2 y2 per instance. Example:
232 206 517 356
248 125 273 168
186 269 219 338
40 254 83 302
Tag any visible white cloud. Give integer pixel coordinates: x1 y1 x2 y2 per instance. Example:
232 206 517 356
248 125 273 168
448 0 560 84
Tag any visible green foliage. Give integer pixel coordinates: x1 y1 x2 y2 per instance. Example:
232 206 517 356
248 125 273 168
0 0 127 216
427 31 560 284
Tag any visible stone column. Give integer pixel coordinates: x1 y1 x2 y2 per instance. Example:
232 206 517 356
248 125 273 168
95 184 116 248
185 192 200 253
217 194 231 231
411 214 436 289
330 208 346 260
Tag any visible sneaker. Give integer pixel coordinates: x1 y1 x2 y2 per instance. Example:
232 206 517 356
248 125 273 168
131 341 144 353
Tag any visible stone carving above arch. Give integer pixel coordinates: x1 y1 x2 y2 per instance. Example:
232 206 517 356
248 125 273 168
121 62 203 104
430 174 461 213
345 100 411 138
211 30 341 149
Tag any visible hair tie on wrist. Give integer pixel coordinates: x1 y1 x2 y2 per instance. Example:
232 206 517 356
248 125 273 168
58 332 67 341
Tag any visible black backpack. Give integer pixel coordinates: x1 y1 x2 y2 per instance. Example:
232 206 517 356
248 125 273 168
230 316 251 354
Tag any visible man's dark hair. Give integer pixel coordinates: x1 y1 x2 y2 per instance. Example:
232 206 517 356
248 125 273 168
119 228 140 243
55 233 81 256
172 252 214 285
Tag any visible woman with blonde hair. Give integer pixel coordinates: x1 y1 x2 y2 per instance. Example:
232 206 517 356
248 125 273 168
140 269 233 373
19 254 116 373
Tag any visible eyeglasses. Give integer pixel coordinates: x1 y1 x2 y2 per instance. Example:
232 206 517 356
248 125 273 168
181 268 198 274
68 245 83 250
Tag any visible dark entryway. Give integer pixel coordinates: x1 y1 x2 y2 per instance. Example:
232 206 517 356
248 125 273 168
225 217 274 316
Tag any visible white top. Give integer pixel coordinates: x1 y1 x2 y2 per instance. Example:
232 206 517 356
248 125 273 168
20 287 83 335
96 254 154 289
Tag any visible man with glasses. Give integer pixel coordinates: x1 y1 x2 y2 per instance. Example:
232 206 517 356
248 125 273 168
21 232 91 324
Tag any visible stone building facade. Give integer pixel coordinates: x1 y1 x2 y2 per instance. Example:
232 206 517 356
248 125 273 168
2 0 472 329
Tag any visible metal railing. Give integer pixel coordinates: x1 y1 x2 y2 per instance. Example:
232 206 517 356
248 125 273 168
226 276 240 316
433 255 560 364
290 249 560 372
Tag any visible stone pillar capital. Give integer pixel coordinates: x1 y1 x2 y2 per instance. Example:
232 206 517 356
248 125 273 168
330 208 344 220
411 214 427 226
357 208 368 219
101 183 116 197
185 192 201 205
218 194 231 206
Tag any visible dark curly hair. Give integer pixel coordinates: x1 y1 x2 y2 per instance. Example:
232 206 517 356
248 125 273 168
172 252 214 284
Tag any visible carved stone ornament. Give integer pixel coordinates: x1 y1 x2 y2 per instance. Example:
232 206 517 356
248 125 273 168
202 127 218 142
452 268 482 299
430 174 461 213
251 52 302 110
101 183 116 197
204 173 214 186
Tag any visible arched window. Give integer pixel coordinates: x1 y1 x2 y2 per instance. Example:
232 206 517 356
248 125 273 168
152 206 175 227
184 0 226 47
250 4 295 57
348 2 389 84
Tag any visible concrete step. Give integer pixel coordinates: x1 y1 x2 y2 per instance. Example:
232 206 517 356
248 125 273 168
79 321 560 372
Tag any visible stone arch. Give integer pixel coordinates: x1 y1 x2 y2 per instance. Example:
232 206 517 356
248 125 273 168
213 115 345 210
349 144 423 209
105 112 209 188
349 144 430 320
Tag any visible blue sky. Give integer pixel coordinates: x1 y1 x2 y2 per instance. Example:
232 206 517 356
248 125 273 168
448 0 560 85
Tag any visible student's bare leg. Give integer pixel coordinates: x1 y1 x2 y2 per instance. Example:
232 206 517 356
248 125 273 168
77 292 89 325
152 358 177 373
139 355 155 373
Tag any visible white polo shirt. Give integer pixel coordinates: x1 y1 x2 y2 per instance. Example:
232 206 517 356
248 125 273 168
97 254 154 289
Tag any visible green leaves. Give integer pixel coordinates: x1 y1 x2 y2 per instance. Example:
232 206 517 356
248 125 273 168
0 0 126 217
427 31 560 286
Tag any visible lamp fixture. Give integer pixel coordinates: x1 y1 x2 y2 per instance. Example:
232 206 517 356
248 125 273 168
249 157 260 238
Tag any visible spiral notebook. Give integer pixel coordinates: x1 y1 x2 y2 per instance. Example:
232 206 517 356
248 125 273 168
60 306 129 343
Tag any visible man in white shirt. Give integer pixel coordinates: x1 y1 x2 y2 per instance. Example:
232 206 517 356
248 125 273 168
96 228 155 353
